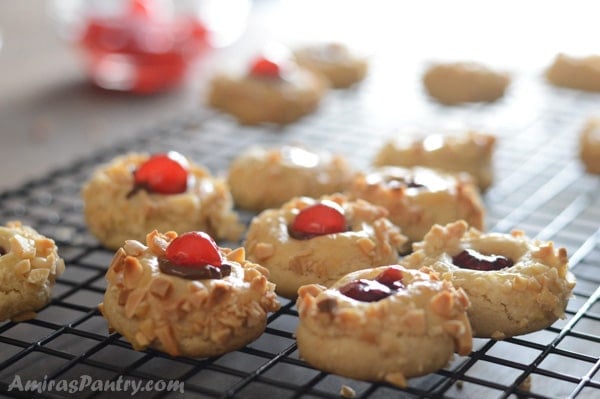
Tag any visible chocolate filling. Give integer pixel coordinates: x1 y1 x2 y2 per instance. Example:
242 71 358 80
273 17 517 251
158 257 232 280
287 225 350 240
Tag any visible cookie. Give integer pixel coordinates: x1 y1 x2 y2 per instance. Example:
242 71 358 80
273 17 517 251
99 230 280 357
347 166 485 246
207 51 328 125
546 53 600 92
579 116 600 174
399 221 576 339
244 194 407 299
293 42 368 88
0 221 65 321
227 145 353 211
82 152 243 250
374 131 496 191
423 61 510 105
296 265 472 387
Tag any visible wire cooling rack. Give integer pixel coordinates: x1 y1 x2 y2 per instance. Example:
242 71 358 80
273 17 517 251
1 61 599 399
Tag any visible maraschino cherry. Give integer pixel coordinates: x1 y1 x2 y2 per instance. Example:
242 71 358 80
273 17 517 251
452 248 514 271
249 57 281 78
339 266 406 302
159 231 231 280
166 231 223 267
128 151 189 197
288 201 348 240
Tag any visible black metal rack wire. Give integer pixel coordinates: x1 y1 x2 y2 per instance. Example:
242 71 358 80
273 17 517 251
0 62 599 399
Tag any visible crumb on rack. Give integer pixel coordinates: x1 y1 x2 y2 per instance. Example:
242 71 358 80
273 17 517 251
517 374 532 398
340 384 356 398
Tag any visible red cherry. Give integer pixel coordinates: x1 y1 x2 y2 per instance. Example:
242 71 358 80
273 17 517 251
130 152 188 196
165 231 223 267
375 266 405 290
249 57 281 78
288 201 348 240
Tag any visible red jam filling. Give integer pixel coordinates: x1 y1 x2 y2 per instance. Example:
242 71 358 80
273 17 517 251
288 201 348 240
339 266 405 302
128 151 189 197
249 56 281 78
452 248 514 271
158 231 231 280
78 0 208 94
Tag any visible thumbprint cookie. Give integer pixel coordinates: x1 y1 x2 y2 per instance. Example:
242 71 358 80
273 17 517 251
374 131 496 191
423 61 510 105
347 166 484 246
0 221 65 321
208 48 328 125
400 221 576 339
296 265 472 387
293 42 368 88
227 145 353 211
99 230 280 357
244 194 407 298
82 151 243 250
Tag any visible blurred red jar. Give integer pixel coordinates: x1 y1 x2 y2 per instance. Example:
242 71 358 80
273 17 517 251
77 0 208 94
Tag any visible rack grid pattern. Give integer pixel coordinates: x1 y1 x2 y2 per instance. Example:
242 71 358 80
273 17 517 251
0 65 599 398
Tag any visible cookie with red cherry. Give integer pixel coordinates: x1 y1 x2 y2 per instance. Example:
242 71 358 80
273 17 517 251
99 230 280 357
244 193 407 299
399 221 576 339
81 151 243 250
207 47 328 125
296 265 472 387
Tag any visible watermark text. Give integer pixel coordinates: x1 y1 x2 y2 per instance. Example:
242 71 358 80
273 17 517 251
8 374 184 396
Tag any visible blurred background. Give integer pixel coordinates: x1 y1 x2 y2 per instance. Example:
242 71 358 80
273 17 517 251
0 0 597 191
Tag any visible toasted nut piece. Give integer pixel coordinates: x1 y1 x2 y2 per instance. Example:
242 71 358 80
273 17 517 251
10 235 36 258
149 277 172 299
123 256 144 289
226 247 246 263
27 268 50 284
356 237 376 255
124 240 147 257
384 372 407 388
430 290 455 317
253 242 275 260
155 324 179 356
15 259 31 275
125 288 146 318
